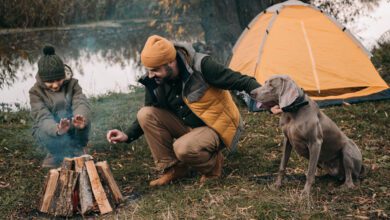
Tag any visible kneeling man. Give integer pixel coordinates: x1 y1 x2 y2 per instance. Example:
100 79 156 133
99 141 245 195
107 35 260 186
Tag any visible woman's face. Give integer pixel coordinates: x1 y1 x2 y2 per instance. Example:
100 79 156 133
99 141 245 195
44 79 65 92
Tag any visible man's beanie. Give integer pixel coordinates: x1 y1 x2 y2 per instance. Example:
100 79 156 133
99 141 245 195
141 35 176 68
38 45 65 82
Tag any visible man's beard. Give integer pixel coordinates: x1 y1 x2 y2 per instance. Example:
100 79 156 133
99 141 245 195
154 65 175 85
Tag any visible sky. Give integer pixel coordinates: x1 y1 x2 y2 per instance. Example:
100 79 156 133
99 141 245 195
348 0 390 49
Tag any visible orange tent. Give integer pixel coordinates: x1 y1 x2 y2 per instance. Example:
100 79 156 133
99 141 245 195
229 0 389 108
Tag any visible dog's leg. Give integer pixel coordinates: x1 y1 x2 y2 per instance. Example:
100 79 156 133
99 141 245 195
275 137 292 188
302 139 322 195
341 141 362 188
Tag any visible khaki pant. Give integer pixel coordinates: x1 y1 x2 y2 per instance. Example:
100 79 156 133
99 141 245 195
137 106 221 174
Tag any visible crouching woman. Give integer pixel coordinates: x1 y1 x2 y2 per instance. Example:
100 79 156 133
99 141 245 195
29 45 91 167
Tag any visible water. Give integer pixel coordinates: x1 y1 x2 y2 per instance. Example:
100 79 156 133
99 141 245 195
0 20 203 109
1 49 141 106
0 0 389 108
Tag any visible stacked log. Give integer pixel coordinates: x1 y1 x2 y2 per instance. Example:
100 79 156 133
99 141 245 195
39 155 123 217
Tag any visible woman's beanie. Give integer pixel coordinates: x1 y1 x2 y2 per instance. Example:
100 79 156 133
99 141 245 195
38 45 65 82
141 35 176 68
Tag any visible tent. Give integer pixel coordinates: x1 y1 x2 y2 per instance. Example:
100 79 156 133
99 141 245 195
228 0 390 110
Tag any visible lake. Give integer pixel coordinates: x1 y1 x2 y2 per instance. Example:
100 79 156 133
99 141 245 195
0 0 389 109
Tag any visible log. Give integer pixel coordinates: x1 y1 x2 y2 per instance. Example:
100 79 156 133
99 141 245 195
79 166 95 215
48 168 79 217
39 155 122 216
96 161 123 205
75 154 95 214
85 160 112 214
74 155 93 173
61 157 74 170
39 169 59 213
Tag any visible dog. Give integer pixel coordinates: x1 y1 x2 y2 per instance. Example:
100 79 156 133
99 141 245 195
250 75 364 195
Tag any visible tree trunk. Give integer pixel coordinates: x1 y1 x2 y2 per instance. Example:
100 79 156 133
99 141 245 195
199 0 286 63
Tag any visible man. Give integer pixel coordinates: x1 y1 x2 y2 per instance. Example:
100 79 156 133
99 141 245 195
106 35 260 186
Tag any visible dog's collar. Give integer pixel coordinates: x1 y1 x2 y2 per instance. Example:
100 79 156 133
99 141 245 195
281 89 308 113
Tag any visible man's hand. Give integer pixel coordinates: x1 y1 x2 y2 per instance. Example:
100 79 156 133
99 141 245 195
57 118 71 135
270 105 283 114
106 129 128 144
72 114 86 129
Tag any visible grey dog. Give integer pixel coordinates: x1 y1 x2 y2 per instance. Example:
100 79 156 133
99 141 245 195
250 75 364 195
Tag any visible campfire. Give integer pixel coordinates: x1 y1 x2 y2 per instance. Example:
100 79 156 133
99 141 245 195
39 155 123 217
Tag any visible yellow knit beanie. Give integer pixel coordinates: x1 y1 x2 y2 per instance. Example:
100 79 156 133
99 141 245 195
141 35 176 68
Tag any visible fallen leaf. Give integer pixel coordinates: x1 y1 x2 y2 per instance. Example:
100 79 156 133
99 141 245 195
0 181 10 188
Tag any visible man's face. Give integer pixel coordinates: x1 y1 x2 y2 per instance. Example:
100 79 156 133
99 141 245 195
44 78 65 92
147 63 175 85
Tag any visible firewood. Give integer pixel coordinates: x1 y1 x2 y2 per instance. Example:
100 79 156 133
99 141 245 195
79 166 95 215
39 169 59 213
85 160 113 214
74 155 93 173
75 154 95 214
39 155 122 217
61 157 74 170
48 168 79 217
96 161 123 205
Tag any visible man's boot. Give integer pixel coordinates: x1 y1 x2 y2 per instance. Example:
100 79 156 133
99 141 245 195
150 163 188 187
200 151 224 184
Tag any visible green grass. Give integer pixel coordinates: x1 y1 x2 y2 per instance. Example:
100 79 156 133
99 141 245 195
1 91 389 219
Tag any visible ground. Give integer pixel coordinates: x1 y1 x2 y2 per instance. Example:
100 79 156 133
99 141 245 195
0 90 389 219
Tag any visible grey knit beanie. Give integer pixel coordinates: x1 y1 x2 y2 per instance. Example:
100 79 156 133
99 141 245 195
38 45 65 82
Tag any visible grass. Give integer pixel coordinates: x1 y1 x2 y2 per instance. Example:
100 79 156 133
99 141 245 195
0 90 389 219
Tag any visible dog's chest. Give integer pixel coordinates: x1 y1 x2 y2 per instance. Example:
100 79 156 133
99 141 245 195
282 121 310 158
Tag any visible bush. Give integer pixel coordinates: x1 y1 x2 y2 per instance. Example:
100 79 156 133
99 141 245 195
371 41 390 84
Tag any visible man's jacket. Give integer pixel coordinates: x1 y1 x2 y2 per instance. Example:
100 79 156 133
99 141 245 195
125 42 260 150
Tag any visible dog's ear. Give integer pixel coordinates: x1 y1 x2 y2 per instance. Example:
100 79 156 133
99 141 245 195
279 76 300 109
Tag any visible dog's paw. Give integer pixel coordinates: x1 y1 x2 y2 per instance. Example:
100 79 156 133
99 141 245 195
340 182 355 190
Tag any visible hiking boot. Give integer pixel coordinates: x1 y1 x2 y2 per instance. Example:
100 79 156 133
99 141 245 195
149 163 188 187
200 151 224 184
41 153 57 168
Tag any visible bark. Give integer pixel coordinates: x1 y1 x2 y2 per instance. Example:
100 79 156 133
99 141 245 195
85 160 113 215
79 166 95 215
61 158 74 170
48 168 79 217
96 161 123 205
39 169 60 213
74 154 93 173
